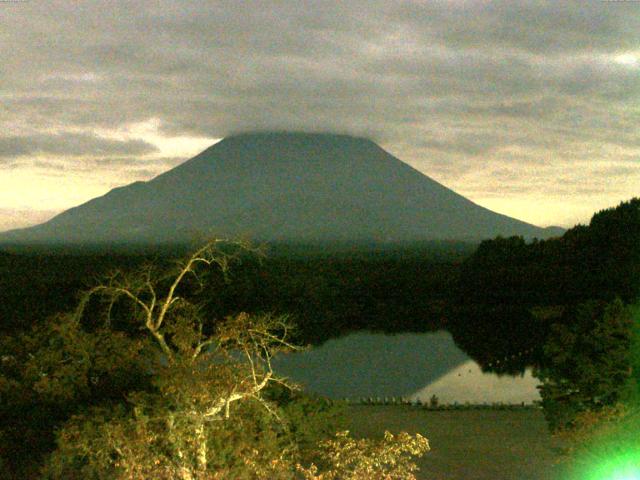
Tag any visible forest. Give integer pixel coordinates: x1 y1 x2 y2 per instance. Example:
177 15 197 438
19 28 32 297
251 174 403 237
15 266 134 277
1 197 639 478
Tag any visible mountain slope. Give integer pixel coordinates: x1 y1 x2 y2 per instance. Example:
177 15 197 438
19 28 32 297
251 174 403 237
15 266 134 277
0 132 562 245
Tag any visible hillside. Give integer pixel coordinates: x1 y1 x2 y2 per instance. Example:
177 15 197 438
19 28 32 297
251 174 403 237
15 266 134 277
0 132 563 246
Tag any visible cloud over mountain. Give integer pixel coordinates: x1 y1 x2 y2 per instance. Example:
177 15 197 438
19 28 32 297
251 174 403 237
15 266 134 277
0 133 157 159
2 1 639 227
0 132 563 245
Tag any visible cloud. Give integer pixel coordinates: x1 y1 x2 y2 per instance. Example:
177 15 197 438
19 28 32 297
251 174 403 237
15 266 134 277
395 1 640 55
3 1 637 134
0 133 158 159
3 155 185 181
1 0 639 226
0 208 60 233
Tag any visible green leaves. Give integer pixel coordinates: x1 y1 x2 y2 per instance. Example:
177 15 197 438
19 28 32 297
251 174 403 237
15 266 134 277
3 240 431 479
296 430 430 480
536 298 635 432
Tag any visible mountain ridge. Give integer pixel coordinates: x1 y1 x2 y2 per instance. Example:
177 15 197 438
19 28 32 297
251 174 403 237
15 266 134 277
0 132 564 246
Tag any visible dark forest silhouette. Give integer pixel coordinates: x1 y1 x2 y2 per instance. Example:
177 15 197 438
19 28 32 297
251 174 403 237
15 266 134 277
0 197 638 476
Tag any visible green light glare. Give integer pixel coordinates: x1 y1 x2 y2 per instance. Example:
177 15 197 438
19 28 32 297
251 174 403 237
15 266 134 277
566 407 640 480
573 449 640 480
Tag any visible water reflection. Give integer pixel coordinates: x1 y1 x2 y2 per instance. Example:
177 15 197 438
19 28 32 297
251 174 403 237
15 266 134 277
273 330 541 403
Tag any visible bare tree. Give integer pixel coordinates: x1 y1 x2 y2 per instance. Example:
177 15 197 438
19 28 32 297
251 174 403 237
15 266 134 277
42 240 430 480
61 240 300 479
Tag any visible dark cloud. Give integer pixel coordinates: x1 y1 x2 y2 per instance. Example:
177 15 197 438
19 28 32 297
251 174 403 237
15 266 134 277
417 134 499 156
3 1 637 133
0 133 157 158
1 0 639 226
4 155 184 178
395 1 640 55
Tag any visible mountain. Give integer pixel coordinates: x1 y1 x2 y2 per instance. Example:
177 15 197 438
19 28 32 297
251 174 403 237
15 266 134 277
0 132 564 246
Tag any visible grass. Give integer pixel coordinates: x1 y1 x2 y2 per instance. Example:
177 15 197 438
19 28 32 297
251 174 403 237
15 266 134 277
345 405 563 480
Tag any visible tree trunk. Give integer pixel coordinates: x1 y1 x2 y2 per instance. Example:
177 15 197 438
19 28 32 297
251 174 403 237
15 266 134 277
195 423 208 473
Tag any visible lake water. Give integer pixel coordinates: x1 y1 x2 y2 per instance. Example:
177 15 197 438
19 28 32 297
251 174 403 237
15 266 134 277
273 330 541 404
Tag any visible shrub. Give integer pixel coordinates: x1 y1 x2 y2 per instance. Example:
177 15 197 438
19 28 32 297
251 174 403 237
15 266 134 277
25 240 430 479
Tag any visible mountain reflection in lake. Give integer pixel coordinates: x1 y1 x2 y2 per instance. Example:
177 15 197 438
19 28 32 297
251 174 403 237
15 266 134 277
272 331 541 403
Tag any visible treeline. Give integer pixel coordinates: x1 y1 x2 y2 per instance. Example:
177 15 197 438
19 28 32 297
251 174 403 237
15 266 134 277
449 197 640 373
454 198 640 447
2 199 639 362
0 252 152 334
458 197 640 307
2 199 638 363
197 249 463 344
1 198 639 475
0 242 430 479
0 241 475 344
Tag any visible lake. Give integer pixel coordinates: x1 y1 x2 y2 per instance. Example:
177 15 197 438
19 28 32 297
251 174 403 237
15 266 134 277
273 330 541 404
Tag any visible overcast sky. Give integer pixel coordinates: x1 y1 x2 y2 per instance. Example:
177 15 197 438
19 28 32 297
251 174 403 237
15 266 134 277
1 0 639 231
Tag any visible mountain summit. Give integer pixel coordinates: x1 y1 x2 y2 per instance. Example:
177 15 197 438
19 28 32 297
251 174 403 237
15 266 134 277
0 132 562 245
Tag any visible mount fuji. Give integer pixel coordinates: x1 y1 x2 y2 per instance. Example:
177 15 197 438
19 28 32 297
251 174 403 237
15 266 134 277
0 132 563 246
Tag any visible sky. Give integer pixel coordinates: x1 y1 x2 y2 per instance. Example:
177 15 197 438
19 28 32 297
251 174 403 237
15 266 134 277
1 0 639 232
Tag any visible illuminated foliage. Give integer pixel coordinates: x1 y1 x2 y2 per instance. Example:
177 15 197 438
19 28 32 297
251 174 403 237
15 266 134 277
296 430 430 480
23 240 430 479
